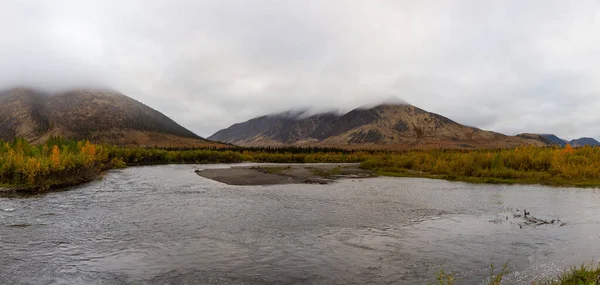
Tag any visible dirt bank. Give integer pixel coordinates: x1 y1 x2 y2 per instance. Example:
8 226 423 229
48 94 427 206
195 164 376 185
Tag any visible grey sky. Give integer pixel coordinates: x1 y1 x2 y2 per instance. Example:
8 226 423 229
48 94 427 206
1 0 599 140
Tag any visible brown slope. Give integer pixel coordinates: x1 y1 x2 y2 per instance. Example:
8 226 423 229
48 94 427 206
0 88 50 142
0 88 224 148
209 103 550 149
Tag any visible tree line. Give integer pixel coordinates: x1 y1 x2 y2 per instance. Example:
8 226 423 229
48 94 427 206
361 144 600 186
1 137 599 191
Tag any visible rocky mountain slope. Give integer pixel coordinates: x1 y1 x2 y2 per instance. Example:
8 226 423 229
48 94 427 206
210 103 551 149
0 88 223 147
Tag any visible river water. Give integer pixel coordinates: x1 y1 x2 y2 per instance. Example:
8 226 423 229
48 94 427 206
1 164 599 285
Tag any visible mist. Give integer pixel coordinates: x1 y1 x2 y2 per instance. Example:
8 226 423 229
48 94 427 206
1 0 599 140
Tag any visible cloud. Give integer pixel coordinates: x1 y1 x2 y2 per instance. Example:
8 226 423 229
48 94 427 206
0 0 599 140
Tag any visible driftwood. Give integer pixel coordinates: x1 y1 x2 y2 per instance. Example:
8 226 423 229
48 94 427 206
492 208 567 228
513 209 566 227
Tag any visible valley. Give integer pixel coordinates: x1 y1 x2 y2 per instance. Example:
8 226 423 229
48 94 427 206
1 87 599 285
4 2 600 284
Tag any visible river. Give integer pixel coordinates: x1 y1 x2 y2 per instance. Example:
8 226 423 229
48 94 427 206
1 164 599 284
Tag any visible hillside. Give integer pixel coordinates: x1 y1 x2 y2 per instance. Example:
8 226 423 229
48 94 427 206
534 134 599 148
0 88 224 148
539 134 567 147
209 103 550 149
569 137 600 147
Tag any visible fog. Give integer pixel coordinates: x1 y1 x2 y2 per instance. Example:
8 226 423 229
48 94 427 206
1 0 599 140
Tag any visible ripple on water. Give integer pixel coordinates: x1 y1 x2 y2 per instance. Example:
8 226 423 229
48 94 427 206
1 165 600 285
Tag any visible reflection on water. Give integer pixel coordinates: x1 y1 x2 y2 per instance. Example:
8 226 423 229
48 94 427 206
1 164 599 284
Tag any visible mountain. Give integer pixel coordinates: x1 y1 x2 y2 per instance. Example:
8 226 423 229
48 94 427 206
0 87 223 148
539 134 567 147
531 134 599 148
569 137 600 147
209 103 550 149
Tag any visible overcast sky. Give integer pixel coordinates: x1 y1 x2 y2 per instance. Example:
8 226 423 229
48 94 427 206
1 0 599 139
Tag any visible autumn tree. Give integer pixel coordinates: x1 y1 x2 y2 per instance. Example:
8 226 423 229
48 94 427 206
51 145 60 169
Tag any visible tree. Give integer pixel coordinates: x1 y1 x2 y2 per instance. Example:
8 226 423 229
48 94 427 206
51 145 60 169
564 143 574 154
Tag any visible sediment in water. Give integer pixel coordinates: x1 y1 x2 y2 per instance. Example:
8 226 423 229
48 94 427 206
195 164 376 185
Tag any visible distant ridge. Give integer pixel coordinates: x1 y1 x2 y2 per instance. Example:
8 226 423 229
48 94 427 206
536 134 599 148
210 103 551 149
0 87 224 148
569 137 600 147
539 134 567 147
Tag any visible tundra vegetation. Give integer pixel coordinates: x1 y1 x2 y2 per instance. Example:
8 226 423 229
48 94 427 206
2 137 600 191
361 143 600 187
536 263 600 285
432 262 600 285
0 138 123 190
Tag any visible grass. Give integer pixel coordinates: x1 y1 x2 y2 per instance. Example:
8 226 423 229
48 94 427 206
430 264 509 285
0 138 122 192
263 166 292 174
309 166 342 178
360 145 600 188
430 262 600 285
0 137 367 192
377 170 600 188
257 166 292 174
4 137 600 192
535 263 600 285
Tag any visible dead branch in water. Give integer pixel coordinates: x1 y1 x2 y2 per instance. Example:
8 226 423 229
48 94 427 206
513 209 566 227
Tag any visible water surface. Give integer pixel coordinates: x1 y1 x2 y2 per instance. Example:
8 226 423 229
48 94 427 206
1 164 599 284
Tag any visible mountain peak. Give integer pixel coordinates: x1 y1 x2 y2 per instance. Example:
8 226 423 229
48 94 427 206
569 137 600 147
209 102 550 149
538 134 567 147
358 96 409 110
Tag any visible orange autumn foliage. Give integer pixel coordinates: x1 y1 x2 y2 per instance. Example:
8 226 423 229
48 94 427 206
0 138 111 190
51 145 60 169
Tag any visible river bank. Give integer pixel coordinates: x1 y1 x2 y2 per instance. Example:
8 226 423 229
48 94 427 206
195 164 376 185
3 138 600 192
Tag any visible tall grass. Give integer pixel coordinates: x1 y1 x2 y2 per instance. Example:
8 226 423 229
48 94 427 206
2 137 600 191
109 146 369 165
361 145 600 187
0 138 369 191
431 262 600 285
429 263 508 285
0 138 123 190
534 262 600 285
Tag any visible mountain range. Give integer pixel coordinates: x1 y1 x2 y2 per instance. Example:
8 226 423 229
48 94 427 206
538 134 600 148
566 137 600 147
209 103 552 149
1 87 597 149
0 88 224 148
